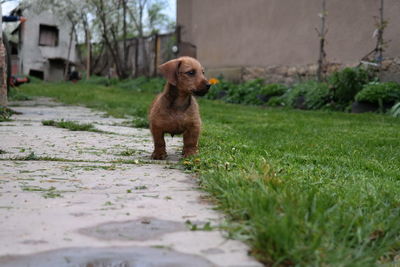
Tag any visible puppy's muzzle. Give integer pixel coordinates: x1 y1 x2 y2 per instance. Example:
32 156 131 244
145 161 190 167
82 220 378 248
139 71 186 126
193 83 211 96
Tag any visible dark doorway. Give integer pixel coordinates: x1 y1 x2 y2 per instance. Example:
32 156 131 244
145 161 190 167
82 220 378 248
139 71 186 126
29 69 44 80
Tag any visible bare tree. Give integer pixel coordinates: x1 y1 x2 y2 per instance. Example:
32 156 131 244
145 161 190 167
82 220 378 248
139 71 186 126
316 0 328 82
90 0 130 78
360 0 387 67
128 0 148 76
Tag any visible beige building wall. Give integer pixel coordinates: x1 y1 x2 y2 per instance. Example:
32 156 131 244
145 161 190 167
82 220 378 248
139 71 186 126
177 0 400 82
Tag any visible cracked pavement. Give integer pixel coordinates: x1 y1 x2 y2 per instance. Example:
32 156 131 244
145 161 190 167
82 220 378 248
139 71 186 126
0 98 261 267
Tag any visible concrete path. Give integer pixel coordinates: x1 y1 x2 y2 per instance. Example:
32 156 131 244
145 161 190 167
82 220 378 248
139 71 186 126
0 98 261 267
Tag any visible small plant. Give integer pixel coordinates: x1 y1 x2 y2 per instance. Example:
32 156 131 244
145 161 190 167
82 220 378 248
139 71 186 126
0 106 18 122
134 185 148 190
8 88 32 101
185 220 213 231
132 117 149 128
328 67 373 105
119 149 138 156
42 119 99 132
355 82 400 105
390 102 400 117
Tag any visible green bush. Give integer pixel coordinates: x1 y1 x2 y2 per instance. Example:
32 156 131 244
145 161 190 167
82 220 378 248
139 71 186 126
328 67 373 105
213 79 288 106
283 81 330 109
259 83 287 97
266 95 285 107
355 82 400 105
205 78 234 100
304 81 331 110
283 84 306 108
225 78 265 105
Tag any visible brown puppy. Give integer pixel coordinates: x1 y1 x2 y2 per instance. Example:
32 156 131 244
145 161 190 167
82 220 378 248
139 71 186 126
149 56 211 160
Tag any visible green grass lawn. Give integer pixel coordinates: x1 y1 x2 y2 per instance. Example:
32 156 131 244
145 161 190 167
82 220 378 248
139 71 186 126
15 80 400 266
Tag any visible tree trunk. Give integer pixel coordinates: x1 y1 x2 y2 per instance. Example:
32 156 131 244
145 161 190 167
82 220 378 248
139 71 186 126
123 0 128 72
134 38 139 77
0 40 7 107
316 0 327 82
64 23 75 81
377 0 384 64
86 28 91 80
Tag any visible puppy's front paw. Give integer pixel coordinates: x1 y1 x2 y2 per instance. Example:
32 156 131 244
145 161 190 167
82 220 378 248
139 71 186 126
151 151 167 160
183 148 198 158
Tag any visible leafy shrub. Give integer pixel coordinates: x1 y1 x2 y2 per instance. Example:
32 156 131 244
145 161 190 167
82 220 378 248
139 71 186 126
283 84 306 108
304 82 331 110
205 78 234 100
328 67 373 104
283 81 330 109
390 102 400 117
225 78 265 105
259 83 287 97
266 95 285 107
355 82 400 105
211 79 288 105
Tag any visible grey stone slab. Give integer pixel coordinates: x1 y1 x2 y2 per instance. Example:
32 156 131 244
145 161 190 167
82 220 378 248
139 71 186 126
0 246 215 267
0 98 262 267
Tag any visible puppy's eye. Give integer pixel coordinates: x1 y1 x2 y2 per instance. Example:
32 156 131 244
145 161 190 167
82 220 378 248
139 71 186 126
185 70 196 76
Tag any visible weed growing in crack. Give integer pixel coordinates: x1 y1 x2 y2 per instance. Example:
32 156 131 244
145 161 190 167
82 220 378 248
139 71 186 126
42 119 101 132
185 220 214 231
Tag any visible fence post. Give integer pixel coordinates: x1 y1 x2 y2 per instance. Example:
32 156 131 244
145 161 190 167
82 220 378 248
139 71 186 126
153 34 160 77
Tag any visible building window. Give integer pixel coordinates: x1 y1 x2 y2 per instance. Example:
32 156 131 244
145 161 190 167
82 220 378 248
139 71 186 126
39 24 59 47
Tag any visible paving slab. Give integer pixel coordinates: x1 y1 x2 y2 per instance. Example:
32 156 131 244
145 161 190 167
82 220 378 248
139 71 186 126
0 98 262 267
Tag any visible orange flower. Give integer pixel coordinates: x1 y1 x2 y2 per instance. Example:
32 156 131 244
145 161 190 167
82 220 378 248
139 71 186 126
209 78 219 85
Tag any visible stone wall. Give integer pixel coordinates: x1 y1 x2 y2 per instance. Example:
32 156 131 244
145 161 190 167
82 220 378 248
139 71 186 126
242 63 341 85
206 58 400 85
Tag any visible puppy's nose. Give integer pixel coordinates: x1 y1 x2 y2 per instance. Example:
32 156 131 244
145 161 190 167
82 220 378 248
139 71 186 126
206 83 211 89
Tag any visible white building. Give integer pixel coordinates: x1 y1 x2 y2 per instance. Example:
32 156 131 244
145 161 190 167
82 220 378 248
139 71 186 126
10 6 76 81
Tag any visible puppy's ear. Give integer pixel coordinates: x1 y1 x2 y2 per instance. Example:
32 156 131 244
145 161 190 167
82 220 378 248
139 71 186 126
158 59 181 86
